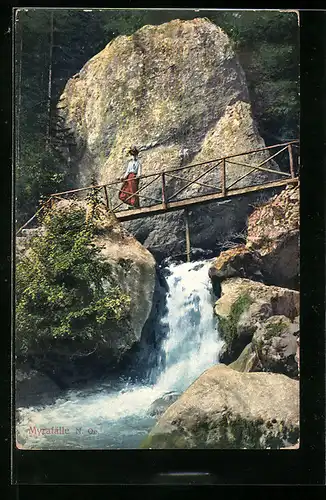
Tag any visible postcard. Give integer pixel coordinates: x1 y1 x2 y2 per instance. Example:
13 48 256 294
14 8 300 451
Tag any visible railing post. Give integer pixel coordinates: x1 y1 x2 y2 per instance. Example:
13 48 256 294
103 185 110 209
288 144 295 178
221 158 226 196
184 208 191 263
161 172 167 209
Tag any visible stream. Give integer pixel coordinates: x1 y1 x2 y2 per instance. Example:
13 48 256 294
16 260 224 449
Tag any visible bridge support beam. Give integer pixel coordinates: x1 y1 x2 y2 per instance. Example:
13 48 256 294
184 208 191 263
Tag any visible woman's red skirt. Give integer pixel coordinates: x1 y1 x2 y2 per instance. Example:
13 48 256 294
118 173 139 207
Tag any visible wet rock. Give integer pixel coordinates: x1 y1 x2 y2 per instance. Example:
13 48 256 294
209 245 264 282
148 391 180 418
140 364 299 449
208 266 222 298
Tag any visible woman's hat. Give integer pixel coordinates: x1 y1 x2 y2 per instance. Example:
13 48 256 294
128 145 139 156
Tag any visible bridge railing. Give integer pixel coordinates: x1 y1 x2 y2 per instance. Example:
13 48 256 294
16 140 299 235
161 140 298 205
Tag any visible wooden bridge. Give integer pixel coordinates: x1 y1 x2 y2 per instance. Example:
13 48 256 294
16 140 299 259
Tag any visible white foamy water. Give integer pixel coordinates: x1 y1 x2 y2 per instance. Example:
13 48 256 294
16 260 224 449
153 261 224 393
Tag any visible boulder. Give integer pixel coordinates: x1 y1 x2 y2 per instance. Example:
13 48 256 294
246 184 299 289
45 198 156 346
229 316 299 378
140 364 299 449
252 315 299 378
58 18 279 257
209 245 263 282
148 391 181 418
214 277 299 363
16 365 62 407
16 199 157 386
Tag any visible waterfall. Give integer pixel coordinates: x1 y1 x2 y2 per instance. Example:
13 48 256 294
150 260 224 393
16 260 224 449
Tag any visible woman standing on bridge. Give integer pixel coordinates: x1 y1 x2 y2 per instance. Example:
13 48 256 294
119 145 142 208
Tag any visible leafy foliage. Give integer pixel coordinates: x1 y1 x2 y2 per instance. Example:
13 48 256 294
16 202 131 357
212 11 299 144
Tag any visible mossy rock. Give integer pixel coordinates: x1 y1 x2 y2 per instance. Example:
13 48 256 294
252 315 298 378
263 317 289 339
140 414 299 449
218 293 254 343
217 293 254 362
140 429 190 449
140 365 299 449
229 343 260 372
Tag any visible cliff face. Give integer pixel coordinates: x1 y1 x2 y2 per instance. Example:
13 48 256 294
207 183 299 380
246 184 299 289
210 184 299 289
58 18 279 257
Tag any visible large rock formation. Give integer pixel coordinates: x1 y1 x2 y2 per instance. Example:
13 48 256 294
208 184 299 288
15 199 156 387
214 277 299 363
140 364 299 449
58 18 280 257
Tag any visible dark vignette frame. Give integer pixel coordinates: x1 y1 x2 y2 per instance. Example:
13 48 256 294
2 4 325 488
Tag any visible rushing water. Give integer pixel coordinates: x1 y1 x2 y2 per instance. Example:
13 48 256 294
16 260 224 449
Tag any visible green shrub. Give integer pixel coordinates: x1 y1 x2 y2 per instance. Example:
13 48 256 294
16 202 131 358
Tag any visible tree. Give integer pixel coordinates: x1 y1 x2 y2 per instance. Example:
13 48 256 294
15 9 76 228
46 11 54 148
210 10 299 144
